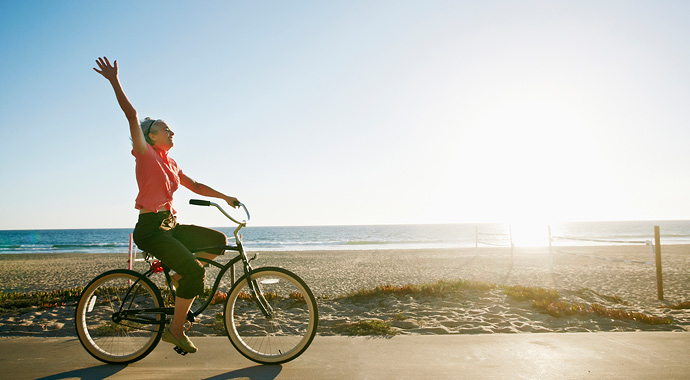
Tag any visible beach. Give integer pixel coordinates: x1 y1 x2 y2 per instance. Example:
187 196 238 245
1 245 689 336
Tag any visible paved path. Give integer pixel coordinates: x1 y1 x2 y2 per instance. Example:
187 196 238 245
1 332 688 379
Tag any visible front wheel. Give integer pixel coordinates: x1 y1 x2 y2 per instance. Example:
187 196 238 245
224 267 318 364
75 269 165 364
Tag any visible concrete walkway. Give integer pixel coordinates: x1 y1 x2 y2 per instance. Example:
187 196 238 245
1 332 688 380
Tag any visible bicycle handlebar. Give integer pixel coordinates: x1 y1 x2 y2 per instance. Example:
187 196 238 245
189 199 250 225
189 199 212 207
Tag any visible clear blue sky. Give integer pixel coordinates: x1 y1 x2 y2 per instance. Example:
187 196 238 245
1 0 690 229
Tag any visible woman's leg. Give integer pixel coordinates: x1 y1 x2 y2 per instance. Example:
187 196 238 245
160 295 198 353
133 214 205 352
174 224 228 265
164 225 226 346
170 296 195 339
134 213 206 300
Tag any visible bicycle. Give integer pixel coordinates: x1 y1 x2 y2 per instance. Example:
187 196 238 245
75 200 319 365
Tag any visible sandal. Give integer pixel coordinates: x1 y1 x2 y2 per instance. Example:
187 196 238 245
162 328 198 353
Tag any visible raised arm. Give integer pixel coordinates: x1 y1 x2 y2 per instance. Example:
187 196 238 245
93 57 147 155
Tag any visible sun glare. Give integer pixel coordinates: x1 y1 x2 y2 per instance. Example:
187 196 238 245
443 94 601 224
510 221 551 247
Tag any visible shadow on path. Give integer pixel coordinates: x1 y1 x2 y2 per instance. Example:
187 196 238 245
35 364 126 380
205 365 282 380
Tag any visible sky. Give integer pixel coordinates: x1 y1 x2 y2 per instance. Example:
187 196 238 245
1 0 690 229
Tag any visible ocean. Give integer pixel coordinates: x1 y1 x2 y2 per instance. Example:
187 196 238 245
2 220 690 254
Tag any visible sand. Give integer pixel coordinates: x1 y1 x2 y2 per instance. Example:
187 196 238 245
1 245 689 336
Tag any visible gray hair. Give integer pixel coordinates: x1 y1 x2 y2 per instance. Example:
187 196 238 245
140 117 159 146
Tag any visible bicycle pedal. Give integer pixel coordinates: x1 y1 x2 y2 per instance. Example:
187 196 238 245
173 346 188 356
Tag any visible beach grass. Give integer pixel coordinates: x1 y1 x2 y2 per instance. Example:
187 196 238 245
0 288 83 314
333 319 397 336
339 278 497 301
0 277 676 331
503 285 560 303
213 313 225 334
667 301 690 310
501 285 673 325
338 280 674 328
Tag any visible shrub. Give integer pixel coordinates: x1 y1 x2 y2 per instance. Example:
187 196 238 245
333 320 397 336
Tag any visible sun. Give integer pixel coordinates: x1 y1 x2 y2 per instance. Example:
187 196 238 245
510 221 551 247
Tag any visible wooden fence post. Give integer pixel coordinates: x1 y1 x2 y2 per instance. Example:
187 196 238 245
128 233 134 270
654 226 664 301
548 225 553 271
509 224 514 261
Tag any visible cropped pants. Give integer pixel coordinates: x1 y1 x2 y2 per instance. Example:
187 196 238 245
132 211 227 299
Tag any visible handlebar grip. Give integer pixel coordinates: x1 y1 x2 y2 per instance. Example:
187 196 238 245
190 199 211 206
233 200 241 207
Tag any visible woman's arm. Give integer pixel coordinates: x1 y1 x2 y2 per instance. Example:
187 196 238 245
180 173 239 207
93 57 147 155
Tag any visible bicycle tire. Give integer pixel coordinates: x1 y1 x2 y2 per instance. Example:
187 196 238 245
224 267 318 364
75 269 165 364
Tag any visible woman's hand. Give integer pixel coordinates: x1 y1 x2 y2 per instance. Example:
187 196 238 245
93 56 118 81
225 196 240 208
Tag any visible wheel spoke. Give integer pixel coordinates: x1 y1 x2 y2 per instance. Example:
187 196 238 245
75 270 164 364
225 268 318 364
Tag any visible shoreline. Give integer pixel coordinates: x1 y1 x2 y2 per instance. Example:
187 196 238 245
1 246 689 336
0 244 683 293
5 240 690 255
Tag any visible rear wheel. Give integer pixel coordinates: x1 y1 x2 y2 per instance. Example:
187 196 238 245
75 269 164 364
224 267 318 364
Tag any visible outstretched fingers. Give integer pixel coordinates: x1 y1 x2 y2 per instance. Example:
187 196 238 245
93 56 118 78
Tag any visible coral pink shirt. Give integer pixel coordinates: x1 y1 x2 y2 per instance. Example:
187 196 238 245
132 144 182 214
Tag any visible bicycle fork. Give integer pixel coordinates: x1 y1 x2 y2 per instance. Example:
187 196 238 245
245 274 275 319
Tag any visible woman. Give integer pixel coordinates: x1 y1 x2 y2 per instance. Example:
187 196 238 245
94 56 239 353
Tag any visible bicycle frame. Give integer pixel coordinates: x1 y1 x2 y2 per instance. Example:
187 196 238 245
116 200 273 326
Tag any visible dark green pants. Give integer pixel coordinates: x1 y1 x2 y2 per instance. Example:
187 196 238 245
133 212 226 299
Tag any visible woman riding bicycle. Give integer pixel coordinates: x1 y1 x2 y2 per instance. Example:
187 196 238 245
94 56 239 354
